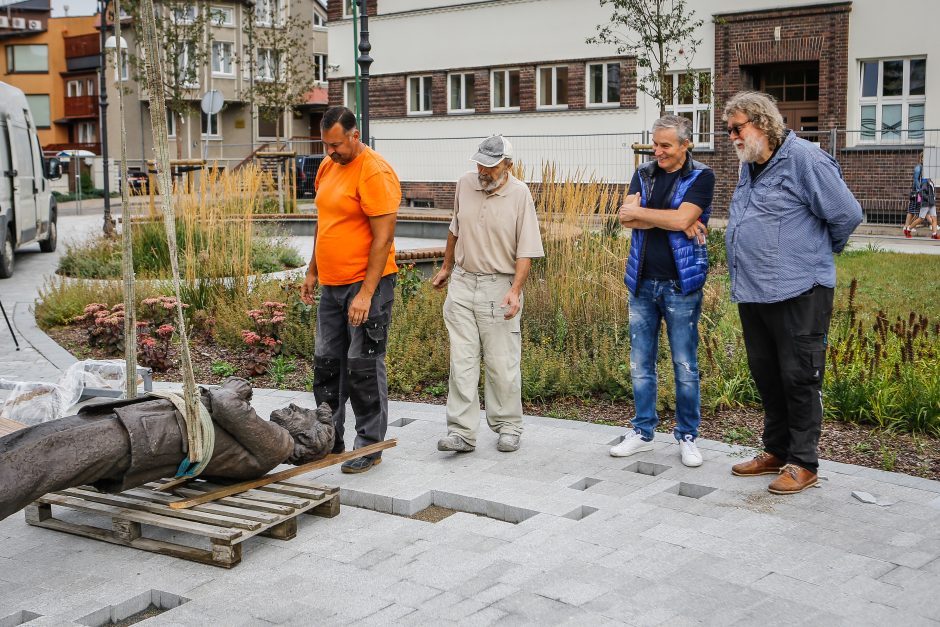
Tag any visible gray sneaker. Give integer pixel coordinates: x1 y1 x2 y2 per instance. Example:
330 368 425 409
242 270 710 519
437 434 475 452
497 433 520 452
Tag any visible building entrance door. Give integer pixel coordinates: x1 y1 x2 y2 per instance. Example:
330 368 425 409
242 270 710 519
759 62 820 138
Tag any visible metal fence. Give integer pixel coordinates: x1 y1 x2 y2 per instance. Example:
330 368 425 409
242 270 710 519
373 128 940 225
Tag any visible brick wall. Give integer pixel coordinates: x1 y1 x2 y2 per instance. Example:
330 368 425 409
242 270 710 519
838 148 923 223
711 2 852 216
327 57 636 119
327 0 376 22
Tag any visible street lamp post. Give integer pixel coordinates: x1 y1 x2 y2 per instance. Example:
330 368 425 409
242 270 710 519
98 0 115 235
355 0 372 144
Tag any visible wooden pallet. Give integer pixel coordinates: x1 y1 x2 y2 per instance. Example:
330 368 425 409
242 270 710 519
25 478 340 568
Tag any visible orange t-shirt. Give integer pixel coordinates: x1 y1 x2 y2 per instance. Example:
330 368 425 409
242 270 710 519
314 146 401 285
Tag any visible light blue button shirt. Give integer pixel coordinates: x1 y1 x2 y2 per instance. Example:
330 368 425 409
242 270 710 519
725 130 864 304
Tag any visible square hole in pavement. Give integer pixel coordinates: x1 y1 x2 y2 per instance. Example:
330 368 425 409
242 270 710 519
568 477 602 491
666 482 716 499
624 461 671 476
0 611 41 627
78 590 190 627
389 417 417 427
563 505 598 521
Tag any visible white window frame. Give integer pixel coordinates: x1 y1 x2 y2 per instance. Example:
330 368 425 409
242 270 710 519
166 109 176 137
491 68 520 112
116 49 130 82
201 110 221 138
175 42 198 88
407 75 433 116
313 53 327 83
66 79 82 97
585 61 620 108
313 10 326 28
342 0 354 19
211 41 234 77
86 78 95 96
209 5 234 26
172 4 197 24
77 121 96 143
447 72 475 114
256 48 277 81
344 79 357 114
664 69 712 148
858 57 926 144
536 64 569 111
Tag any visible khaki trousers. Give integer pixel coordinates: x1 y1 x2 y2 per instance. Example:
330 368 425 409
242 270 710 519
443 266 523 445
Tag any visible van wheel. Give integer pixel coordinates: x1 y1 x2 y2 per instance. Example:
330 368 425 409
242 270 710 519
0 228 13 279
39 213 57 253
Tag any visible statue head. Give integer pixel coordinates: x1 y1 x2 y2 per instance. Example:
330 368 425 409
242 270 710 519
270 402 335 465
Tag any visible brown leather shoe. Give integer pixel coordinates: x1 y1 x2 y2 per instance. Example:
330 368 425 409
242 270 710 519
731 451 784 476
768 464 819 494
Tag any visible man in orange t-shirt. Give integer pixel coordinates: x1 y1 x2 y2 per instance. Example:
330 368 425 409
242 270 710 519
300 106 400 474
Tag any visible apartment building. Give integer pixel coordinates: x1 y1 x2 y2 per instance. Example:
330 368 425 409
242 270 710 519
1 0 99 154
103 0 328 171
326 0 938 219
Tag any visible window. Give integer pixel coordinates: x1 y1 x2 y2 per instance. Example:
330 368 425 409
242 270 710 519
663 70 712 147
116 49 129 81
201 111 220 137
209 6 234 26
255 0 279 26
77 121 96 143
86 78 95 96
313 11 325 27
172 4 197 24
344 79 357 114
448 72 475 113
212 41 234 76
407 75 433 115
537 65 569 110
258 107 283 138
66 80 82 97
256 48 277 81
313 54 327 83
343 0 355 18
491 69 520 111
175 42 197 87
25 95 51 127
859 58 926 143
6 44 48 73
165 109 176 137
587 61 620 107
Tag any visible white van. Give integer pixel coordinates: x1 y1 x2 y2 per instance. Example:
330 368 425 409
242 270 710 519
0 81 61 279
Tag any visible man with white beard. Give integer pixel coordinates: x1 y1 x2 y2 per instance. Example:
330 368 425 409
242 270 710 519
430 135 544 453
723 92 862 494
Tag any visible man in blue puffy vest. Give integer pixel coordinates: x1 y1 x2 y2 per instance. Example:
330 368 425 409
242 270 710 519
611 115 714 468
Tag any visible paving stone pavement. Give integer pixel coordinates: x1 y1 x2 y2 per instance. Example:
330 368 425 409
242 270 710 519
1 214 940 625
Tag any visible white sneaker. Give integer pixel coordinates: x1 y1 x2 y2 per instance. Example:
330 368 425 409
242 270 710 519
679 435 703 467
609 431 653 457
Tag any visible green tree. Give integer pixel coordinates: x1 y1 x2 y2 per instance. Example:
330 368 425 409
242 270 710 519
588 0 706 117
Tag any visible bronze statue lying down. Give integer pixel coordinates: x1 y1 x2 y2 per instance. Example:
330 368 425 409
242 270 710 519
0 377 334 521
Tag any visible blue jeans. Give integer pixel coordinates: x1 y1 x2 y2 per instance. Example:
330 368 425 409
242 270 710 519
628 278 703 441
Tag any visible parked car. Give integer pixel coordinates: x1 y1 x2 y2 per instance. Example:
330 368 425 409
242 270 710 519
295 155 325 198
1 82 61 279
123 168 150 195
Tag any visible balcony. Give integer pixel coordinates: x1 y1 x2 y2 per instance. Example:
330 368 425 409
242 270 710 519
65 33 99 59
64 96 98 119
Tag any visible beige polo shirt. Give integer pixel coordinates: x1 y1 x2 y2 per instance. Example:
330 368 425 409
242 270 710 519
450 171 544 275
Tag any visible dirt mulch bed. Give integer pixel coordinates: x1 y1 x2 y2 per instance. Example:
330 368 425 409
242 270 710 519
46 326 940 482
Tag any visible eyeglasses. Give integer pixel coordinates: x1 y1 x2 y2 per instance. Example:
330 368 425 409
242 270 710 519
727 121 753 136
726 120 752 137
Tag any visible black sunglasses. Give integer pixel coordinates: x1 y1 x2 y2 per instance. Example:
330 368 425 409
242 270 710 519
727 120 752 136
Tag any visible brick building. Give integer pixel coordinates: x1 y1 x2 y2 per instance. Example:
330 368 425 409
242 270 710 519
326 0 937 221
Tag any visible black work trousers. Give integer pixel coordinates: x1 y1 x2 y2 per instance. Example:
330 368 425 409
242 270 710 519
313 274 396 459
738 286 834 473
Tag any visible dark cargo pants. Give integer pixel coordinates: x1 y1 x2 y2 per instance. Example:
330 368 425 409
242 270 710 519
738 285 834 473
313 274 396 459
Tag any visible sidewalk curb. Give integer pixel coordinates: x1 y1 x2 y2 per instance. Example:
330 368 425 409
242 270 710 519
14 302 78 371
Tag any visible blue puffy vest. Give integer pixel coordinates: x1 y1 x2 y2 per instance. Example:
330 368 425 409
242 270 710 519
623 157 713 295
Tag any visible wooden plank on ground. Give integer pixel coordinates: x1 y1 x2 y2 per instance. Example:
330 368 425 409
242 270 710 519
0 417 26 437
168 439 397 510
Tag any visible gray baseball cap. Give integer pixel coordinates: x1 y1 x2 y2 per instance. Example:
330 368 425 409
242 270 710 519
471 134 513 167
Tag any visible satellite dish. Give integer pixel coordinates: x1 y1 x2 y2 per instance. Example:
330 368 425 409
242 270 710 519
201 90 224 115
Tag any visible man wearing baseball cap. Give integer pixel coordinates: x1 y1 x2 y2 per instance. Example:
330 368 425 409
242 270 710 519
431 134 544 453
